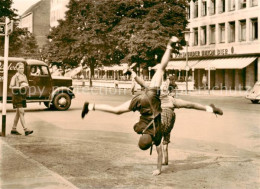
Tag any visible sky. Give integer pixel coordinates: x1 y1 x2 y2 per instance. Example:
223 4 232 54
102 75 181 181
12 0 41 15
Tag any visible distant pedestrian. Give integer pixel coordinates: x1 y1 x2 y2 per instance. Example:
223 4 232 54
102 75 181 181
9 62 33 136
114 77 119 88
202 74 207 90
168 74 177 94
131 77 136 95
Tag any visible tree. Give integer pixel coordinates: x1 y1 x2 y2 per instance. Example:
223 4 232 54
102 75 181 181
0 25 40 58
111 0 188 68
43 0 121 74
0 0 40 59
44 0 188 74
0 0 17 19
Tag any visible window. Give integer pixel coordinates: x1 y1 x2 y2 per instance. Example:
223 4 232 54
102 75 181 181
30 66 40 76
229 0 236 11
251 18 258 40
194 0 198 18
240 0 247 9
187 6 191 19
239 20 246 41
229 21 235 42
193 28 198 46
41 66 49 75
219 0 226 13
251 0 258 6
219 23 225 43
30 66 49 76
201 26 207 45
202 1 207 16
210 25 216 44
209 0 216 15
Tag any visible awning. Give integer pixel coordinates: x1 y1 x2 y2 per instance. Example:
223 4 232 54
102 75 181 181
193 57 257 69
152 60 199 70
103 63 127 71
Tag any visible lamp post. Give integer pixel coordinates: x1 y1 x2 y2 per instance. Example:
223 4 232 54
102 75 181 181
148 67 151 80
39 48 42 60
183 30 192 94
140 67 143 79
192 67 195 82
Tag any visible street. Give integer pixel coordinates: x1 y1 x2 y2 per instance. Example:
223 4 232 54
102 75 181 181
1 87 260 189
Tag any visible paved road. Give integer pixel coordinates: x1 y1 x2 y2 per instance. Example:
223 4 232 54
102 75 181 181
1 88 259 189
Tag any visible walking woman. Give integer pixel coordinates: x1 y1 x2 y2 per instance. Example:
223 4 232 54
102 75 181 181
9 62 33 136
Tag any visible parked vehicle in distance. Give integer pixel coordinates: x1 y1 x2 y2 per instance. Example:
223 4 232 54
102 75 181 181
0 57 75 110
246 81 260 104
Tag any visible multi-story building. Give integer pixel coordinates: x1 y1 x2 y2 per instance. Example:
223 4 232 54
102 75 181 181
19 0 50 48
50 0 70 27
171 0 259 89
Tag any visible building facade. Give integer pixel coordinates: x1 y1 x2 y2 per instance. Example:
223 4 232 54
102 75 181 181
19 0 50 48
171 0 260 90
50 0 70 27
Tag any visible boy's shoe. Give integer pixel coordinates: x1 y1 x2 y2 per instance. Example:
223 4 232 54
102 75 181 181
210 104 223 115
11 130 22 135
81 102 89 119
25 130 33 136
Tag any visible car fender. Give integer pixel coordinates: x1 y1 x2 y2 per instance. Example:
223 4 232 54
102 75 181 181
50 87 75 101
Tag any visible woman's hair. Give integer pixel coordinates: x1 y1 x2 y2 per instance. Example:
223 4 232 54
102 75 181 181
16 62 24 69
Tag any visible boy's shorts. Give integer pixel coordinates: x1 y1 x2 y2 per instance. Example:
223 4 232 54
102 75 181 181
133 115 162 146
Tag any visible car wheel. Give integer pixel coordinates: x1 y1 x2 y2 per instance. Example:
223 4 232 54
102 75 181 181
251 100 259 104
43 102 55 109
53 93 71 111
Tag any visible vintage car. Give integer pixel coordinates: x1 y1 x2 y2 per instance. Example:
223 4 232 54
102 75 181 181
245 81 260 104
0 57 75 110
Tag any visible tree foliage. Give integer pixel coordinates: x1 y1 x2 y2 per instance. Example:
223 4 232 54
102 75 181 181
0 0 40 59
0 0 17 19
0 24 40 58
43 0 188 70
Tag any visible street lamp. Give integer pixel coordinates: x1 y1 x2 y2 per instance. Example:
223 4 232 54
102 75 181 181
155 54 158 61
38 48 42 60
148 66 151 80
183 30 192 94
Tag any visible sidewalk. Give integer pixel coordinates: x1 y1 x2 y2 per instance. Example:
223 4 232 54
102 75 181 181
176 89 248 97
72 79 249 97
0 138 78 189
73 85 249 97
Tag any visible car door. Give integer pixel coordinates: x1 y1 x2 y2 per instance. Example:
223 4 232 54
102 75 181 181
28 65 52 99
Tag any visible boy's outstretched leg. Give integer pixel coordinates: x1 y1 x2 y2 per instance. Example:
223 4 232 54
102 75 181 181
149 37 179 88
81 100 131 119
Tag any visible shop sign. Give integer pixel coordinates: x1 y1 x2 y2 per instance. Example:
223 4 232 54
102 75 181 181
176 48 230 58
